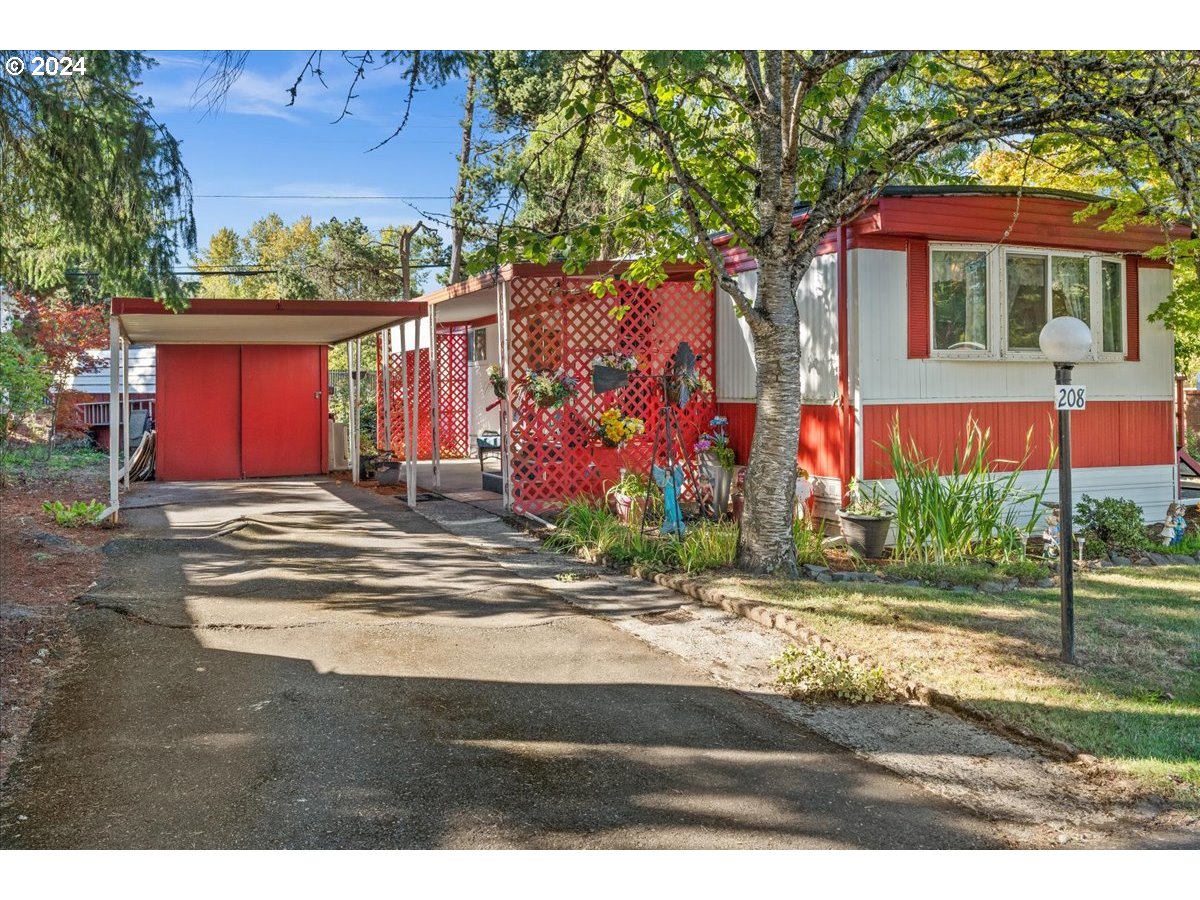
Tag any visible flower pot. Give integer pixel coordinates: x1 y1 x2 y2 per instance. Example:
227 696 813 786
698 452 733 519
613 492 646 526
837 511 892 558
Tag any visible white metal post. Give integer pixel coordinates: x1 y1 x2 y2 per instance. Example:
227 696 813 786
381 326 391 455
122 338 131 489
409 318 421 508
429 306 441 489
398 317 413 509
350 339 360 485
496 279 514 510
108 315 120 522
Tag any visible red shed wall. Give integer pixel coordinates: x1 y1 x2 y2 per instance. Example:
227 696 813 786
156 344 327 481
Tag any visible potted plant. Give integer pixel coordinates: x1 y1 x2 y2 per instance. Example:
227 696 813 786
359 434 381 481
596 407 645 448
837 477 892 558
526 368 579 410
486 363 508 400
607 470 650 526
694 416 735 518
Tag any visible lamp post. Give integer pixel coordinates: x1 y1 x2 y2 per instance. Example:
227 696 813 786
1039 316 1093 665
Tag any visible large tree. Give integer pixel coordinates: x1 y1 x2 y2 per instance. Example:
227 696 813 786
0 50 194 301
490 50 1199 574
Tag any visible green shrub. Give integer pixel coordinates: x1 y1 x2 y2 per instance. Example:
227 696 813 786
0 333 52 447
1074 494 1152 553
793 517 828 566
42 498 106 527
771 643 893 703
888 558 1050 587
884 416 1053 564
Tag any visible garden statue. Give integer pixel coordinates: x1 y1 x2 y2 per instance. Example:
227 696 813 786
795 467 814 520
1161 502 1187 546
653 463 686 537
1042 508 1061 559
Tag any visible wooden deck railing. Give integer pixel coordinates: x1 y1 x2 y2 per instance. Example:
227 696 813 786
77 399 155 428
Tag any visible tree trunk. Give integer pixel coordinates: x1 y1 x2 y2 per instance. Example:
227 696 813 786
735 259 804 575
448 68 477 284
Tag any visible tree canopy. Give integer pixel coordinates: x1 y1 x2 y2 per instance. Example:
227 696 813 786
0 50 195 302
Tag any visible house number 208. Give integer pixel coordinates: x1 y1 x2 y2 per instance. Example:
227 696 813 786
1055 385 1087 411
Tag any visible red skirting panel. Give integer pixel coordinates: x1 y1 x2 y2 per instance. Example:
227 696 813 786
861 400 1175 480
716 401 844 480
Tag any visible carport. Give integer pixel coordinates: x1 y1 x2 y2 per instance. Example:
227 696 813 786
106 297 426 522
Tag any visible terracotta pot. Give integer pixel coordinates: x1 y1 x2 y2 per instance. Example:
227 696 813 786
613 493 647 526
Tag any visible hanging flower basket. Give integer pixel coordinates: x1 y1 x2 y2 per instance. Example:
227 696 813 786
596 407 645 448
526 368 579 410
486 363 508 400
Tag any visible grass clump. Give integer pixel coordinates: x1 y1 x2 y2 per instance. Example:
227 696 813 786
771 643 893 703
884 416 1053 564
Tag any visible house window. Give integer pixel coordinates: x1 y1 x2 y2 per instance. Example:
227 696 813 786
929 243 1127 360
469 327 488 362
932 249 989 351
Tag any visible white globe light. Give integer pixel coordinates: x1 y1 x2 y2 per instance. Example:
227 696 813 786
1039 316 1093 363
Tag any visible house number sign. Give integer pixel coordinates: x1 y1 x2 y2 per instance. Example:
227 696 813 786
1055 384 1087 411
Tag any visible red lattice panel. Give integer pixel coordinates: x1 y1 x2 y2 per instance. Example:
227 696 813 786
506 274 715 515
378 325 469 460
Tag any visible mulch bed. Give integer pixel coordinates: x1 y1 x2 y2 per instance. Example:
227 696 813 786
1 471 110 783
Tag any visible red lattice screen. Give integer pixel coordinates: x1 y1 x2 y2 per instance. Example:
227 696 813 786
378 324 470 460
507 274 715 514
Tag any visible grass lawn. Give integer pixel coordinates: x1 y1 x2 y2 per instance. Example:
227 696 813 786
711 566 1200 807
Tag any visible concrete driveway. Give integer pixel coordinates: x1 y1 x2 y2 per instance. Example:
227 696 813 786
0 479 1002 848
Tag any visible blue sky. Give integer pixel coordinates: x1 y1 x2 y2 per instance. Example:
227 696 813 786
140 51 471 261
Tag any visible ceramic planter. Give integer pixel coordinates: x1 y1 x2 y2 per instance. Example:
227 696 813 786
698 452 733 519
836 511 892 558
612 492 647 526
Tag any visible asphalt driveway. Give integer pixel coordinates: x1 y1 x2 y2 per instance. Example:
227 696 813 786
0 479 1002 848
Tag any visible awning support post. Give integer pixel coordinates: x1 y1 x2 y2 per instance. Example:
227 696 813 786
398 317 413 509
409 318 420 508
122 337 131 489
350 339 360 485
496 279 514 511
429 306 441 489
381 326 391 455
107 314 120 523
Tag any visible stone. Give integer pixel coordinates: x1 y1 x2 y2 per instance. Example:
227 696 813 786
901 580 924 588
952 585 976 595
815 572 834 583
1147 552 1171 566
1169 555 1194 565
803 564 830 577
1037 578 1056 588
979 580 1010 594
1134 557 1153 566
1109 554 1132 566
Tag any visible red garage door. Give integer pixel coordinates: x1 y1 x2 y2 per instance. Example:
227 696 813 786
156 344 327 481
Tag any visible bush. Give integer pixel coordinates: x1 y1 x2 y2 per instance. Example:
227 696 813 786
43 498 106 527
0 333 52 446
884 415 1053 564
771 643 893 703
1074 494 1152 553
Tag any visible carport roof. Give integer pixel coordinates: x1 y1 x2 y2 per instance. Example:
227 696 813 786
112 297 426 345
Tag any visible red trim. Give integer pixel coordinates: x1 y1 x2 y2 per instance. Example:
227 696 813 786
320 345 329 474
113 297 427 319
861 400 1175 480
460 313 499 329
872 195 1188 254
1125 257 1140 362
907 238 931 360
837 226 854 491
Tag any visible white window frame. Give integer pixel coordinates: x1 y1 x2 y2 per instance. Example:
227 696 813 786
928 243 1000 360
927 242 1127 362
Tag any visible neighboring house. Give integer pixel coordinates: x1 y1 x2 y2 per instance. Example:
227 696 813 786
714 185 1186 522
66 344 157 449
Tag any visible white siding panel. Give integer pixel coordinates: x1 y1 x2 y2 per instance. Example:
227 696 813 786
857 249 1176 404
468 323 501 444
715 259 840 403
866 464 1175 529
716 270 757 401
66 344 156 394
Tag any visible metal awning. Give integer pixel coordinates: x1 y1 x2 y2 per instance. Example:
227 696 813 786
104 296 431 524
112 297 426 344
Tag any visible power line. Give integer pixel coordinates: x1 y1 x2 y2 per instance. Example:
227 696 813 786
195 193 453 200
